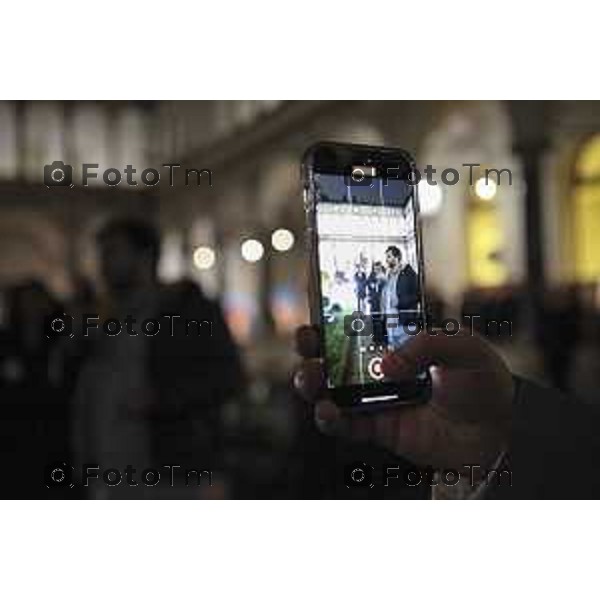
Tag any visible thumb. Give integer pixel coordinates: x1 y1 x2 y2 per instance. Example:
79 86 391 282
388 329 491 371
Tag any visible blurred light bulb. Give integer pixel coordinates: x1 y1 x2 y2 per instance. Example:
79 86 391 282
474 177 497 201
271 228 295 252
193 246 216 270
241 239 264 263
418 180 443 216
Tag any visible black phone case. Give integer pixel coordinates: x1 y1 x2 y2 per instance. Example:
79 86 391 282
302 141 431 409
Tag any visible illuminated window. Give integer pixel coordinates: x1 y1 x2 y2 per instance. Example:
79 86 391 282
572 135 600 282
467 185 507 287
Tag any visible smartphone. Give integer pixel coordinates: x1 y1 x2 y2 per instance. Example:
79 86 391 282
303 142 431 409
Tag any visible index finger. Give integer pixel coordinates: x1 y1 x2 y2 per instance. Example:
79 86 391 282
294 324 321 359
393 329 502 371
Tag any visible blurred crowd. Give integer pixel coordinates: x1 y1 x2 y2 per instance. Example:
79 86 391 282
1 216 600 499
0 217 334 499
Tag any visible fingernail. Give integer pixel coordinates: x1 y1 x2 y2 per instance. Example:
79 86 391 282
293 370 304 390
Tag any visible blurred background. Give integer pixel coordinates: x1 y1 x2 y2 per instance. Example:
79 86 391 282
1 100 599 498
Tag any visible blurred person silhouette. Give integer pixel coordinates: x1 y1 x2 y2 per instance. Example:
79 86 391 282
383 246 418 311
366 261 385 314
537 284 581 391
0 280 67 498
366 261 386 345
68 217 244 498
354 263 367 312
382 245 418 348
0 281 61 382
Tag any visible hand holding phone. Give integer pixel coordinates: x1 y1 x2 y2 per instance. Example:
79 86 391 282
294 325 514 472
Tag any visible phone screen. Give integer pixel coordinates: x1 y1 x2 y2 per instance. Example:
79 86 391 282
313 165 427 405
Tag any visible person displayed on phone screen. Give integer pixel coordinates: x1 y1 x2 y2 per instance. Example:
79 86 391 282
381 245 418 348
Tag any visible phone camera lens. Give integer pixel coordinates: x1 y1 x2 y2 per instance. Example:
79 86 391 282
351 168 365 183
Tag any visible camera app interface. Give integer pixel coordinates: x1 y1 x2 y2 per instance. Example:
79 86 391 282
315 171 421 388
